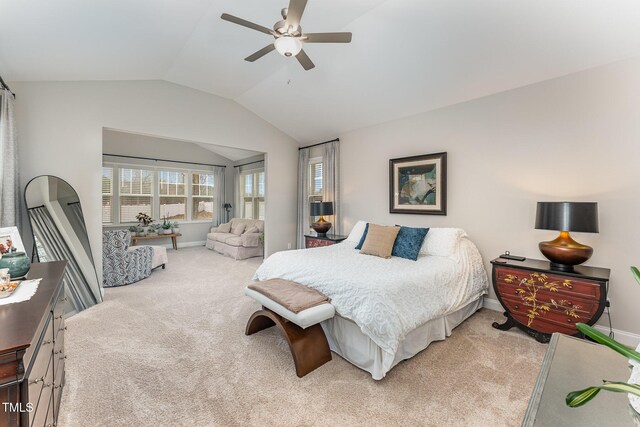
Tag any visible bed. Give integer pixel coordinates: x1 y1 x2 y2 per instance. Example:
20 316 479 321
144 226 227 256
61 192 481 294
253 223 489 379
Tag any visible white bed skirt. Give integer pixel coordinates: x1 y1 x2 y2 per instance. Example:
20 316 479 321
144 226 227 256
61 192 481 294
321 296 484 380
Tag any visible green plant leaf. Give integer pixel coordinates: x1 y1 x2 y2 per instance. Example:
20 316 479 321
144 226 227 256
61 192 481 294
632 266 640 286
567 382 640 408
566 386 601 407
576 323 640 363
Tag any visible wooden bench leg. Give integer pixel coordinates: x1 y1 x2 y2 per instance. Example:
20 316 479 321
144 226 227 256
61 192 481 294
245 308 332 378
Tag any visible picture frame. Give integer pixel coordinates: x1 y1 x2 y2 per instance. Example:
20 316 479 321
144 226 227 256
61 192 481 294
389 152 447 215
0 226 26 255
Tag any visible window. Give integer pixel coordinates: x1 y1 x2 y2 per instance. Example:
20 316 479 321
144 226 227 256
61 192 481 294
241 169 265 220
159 170 186 220
102 167 113 224
102 163 221 225
192 173 215 220
119 168 153 223
308 159 323 224
309 159 323 197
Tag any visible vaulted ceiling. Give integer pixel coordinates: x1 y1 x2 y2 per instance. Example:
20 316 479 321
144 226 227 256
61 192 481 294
1 0 640 144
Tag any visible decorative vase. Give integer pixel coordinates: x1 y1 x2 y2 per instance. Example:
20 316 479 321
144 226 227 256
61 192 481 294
163 229 172 235
142 226 150 235
0 252 31 279
172 228 180 234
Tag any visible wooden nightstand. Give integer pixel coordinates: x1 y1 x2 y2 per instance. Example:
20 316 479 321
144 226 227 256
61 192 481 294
490 257 610 343
304 234 348 248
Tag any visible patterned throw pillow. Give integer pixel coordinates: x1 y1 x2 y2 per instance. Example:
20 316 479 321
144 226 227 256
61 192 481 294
244 226 259 234
231 223 246 235
354 223 369 249
359 224 400 259
217 222 231 233
392 226 429 261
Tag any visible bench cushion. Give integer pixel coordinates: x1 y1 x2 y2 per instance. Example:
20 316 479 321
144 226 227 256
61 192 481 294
244 287 335 329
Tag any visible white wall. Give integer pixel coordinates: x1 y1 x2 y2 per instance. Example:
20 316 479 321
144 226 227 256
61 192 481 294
340 57 640 336
14 80 299 276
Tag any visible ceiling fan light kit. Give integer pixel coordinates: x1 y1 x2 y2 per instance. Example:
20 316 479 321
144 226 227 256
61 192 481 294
221 0 352 71
275 36 302 57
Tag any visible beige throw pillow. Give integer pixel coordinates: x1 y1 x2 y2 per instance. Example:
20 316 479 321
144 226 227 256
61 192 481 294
231 223 246 235
360 224 400 259
217 222 231 233
244 226 259 234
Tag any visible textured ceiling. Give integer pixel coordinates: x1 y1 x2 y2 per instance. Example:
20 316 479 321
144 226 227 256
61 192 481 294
2 0 640 143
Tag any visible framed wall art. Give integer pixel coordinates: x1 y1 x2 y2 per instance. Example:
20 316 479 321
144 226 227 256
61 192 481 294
389 152 447 215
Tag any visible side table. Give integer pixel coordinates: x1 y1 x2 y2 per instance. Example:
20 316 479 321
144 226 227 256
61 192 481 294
491 257 610 343
304 234 347 248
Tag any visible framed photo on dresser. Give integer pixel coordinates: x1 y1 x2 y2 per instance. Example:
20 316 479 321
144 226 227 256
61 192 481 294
0 226 25 254
389 152 447 215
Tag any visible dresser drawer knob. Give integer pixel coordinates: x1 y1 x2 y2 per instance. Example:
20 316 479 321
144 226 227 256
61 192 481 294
30 376 44 385
54 349 63 355
42 339 52 345
60 326 68 331
61 355 67 360
43 382 52 388
55 314 63 320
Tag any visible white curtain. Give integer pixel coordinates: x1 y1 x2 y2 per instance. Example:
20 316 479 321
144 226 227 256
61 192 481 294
322 140 341 235
0 89 18 227
296 147 310 248
234 166 242 222
212 166 225 226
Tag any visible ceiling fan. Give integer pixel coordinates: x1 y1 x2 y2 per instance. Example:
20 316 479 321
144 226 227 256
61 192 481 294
221 0 352 71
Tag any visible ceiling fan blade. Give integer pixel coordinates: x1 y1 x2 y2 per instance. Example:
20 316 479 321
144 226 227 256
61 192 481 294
244 44 276 62
303 32 352 43
285 0 308 28
221 13 273 35
295 49 315 71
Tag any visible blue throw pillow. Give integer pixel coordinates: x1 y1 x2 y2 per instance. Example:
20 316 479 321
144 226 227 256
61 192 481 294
354 223 369 250
392 226 429 261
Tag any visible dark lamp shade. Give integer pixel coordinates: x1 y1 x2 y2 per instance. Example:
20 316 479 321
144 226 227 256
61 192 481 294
535 202 599 233
310 202 334 216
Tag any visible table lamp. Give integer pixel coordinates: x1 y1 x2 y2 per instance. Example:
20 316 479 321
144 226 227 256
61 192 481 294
310 202 334 237
535 202 599 271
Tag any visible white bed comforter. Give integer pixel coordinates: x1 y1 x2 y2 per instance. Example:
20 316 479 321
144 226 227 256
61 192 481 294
253 238 488 354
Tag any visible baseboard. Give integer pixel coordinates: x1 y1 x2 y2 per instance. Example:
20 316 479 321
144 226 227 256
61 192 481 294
178 240 206 248
482 297 504 313
594 325 640 347
152 240 206 249
482 297 640 347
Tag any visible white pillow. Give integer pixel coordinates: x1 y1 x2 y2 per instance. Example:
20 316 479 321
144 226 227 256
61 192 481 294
420 228 467 256
346 220 368 243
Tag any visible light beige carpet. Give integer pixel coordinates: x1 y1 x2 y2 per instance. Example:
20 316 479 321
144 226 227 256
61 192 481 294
58 247 546 427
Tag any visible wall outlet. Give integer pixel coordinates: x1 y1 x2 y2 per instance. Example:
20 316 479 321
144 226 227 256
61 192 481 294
287 242 292 249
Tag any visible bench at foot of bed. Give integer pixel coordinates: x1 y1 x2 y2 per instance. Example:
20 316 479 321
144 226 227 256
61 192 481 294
244 282 335 378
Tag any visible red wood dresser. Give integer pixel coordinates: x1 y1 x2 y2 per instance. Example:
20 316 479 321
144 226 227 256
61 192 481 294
491 257 610 343
304 234 347 248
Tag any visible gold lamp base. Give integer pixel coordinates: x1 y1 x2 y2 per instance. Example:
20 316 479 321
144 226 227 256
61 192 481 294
539 231 593 271
311 216 332 237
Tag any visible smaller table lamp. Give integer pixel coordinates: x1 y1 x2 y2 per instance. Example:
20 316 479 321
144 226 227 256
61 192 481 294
310 202 334 237
535 201 599 271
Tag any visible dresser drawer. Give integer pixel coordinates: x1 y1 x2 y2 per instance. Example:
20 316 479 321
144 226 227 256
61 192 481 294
499 294 583 335
495 267 602 299
52 296 65 338
53 353 65 420
28 353 54 427
305 237 333 248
